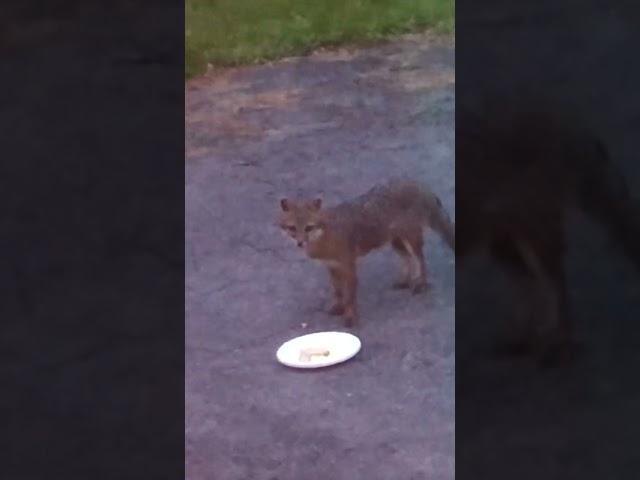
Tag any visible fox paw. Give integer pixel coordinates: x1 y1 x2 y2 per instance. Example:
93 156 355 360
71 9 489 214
343 307 358 327
411 281 429 294
344 315 358 328
328 304 345 316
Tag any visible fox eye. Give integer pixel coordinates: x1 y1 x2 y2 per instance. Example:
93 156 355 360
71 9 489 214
304 225 316 232
283 225 296 232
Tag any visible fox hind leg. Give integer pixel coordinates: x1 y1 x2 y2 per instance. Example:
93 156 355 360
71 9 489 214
491 234 573 366
391 238 412 289
403 232 428 294
514 239 573 367
392 230 428 293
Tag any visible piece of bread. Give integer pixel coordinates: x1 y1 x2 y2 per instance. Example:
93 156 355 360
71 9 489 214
298 347 330 362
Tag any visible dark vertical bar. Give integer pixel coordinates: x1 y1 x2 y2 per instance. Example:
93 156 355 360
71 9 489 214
456 1 640 478
1 1 185 478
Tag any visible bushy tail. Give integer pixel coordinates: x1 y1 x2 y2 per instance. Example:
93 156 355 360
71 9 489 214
578 140 640 270
426 193 455 252
390 178 455 252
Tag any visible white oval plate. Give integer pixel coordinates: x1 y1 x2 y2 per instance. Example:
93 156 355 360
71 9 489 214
276 331 361 369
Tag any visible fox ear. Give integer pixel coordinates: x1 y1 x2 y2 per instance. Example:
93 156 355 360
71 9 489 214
311 198 322 210
280 198 290 211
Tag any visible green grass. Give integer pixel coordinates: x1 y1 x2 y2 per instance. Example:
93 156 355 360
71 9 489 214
186 0 454 78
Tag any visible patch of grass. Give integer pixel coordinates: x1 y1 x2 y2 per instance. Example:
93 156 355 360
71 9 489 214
186 0 454 78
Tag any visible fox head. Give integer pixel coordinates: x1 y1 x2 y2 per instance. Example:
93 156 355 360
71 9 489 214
278 197 325 249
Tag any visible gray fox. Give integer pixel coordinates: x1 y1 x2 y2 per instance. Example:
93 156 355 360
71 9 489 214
278 178 455 327
457 104 640 364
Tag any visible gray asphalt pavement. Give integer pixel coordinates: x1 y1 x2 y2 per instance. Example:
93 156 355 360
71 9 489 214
186 33 455 480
